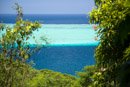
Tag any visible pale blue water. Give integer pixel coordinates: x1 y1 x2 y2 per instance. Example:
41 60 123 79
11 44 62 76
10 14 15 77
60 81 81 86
27 24 98 45
0 14 99 75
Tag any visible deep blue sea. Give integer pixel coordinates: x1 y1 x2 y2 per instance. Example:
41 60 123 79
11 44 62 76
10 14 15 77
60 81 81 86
0 14 97 75
29 46 96 75
0 14 89 24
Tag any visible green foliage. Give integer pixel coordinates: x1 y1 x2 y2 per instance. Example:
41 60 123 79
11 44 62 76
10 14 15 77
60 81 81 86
26 69 77 87
124 0 130 8
77 66 96 87
86 0 130 86
0 3 41 87
119 47 130 87
124 45 130 60
77 65 112 87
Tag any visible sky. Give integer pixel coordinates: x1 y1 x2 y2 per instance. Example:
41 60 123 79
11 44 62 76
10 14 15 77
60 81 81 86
0 0 95 14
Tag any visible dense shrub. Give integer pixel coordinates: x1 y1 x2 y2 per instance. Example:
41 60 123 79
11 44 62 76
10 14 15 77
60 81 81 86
77 0 130 87
27 69 77 87
79 0 130 87
77 66 95 87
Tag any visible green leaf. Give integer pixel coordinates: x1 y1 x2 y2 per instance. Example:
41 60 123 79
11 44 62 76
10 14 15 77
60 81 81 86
24 54 29 59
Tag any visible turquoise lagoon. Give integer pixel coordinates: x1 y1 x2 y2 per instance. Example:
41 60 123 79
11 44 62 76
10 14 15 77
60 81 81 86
27 24 99 46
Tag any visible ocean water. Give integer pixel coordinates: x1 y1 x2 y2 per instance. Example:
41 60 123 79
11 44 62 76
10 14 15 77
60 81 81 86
0 14 98 75
0 14 89 24
29 46 96 75
27 24 98 45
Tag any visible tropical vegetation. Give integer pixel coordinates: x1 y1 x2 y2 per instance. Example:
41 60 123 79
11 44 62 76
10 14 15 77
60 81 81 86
78 0 130 87
0 0 130 87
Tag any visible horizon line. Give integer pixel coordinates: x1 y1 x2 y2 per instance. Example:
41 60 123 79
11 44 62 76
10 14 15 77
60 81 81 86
0 13 90 15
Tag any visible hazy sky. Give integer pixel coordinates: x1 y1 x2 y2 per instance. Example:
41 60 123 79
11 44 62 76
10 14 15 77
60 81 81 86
0 0 95 14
